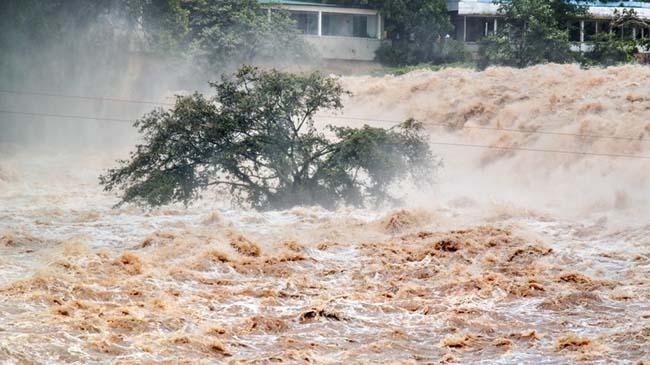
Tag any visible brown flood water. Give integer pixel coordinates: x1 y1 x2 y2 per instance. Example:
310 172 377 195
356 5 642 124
1 64 649 364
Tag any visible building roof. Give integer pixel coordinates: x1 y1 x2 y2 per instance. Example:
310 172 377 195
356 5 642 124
258 0 374 9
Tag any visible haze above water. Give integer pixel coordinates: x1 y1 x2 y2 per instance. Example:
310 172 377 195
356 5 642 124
1 63 649 363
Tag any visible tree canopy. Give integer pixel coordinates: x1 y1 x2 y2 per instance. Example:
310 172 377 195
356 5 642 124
0 0 308 85
478 0 588 68
0 0 190 53
185 0 308 71
582 9 650 66
374 0 469 66
100 66 438 210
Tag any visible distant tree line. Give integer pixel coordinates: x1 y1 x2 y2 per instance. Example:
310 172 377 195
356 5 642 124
0 0 309 88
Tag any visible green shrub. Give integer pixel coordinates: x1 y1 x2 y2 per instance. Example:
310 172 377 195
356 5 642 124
377 38 470 67
582 33 636 66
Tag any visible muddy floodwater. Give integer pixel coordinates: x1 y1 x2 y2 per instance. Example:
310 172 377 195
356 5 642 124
1 64 649 364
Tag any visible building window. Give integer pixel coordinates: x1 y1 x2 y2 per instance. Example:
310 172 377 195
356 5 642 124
634 26 649 40
640 26 650 39
584 20 597 41
569 21 581 42
623 26 635 40
289 11 318 35
465 17 489 42
322 13 377 38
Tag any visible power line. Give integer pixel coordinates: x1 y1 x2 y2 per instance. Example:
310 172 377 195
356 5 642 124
2 109 650 160
0 87 646 143
446 123 648 142
316 115 650 143
428 141 650 160
316 114 401 126
0 109 133 123
0 89 174 107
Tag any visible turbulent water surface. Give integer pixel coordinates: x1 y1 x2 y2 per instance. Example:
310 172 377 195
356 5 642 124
1 64 649 364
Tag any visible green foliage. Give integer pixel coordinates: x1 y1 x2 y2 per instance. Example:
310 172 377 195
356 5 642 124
478 0 587 68
0 0 189 52
375 0 467 66
136 0 190 53
0 0 190 89
582 33 635 66
581 9 648 66
100 66 438 210
434 38 472 64
377 38 470 66
0 0 309 82
185 0 309 71
380 0 451 37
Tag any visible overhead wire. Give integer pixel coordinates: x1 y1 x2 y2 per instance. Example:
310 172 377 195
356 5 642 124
2 91 650 160
316 115 650 142
0 89 174 107
1 88 647 142
2 108 649 160
1 88 647 143
0 109 133 123
427 141 650 160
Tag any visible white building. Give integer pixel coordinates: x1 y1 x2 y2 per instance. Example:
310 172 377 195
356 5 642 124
262 0 650 61
259 0 384 61
447 0 650 44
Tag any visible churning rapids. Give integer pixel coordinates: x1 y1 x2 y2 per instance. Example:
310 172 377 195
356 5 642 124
1 64 649 364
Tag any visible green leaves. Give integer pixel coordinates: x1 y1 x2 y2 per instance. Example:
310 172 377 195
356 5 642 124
0 0 309 85
187 0 310 71
376 0 466 66
138 0 189 53
101 66 438 210
478 0 587 68
327 123 438 206
581 9 647 66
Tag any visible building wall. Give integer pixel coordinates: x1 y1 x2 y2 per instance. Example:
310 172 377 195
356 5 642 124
447 0 499 15
266 3 383 61
303 35 383 61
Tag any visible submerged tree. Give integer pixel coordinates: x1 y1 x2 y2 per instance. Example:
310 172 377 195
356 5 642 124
100 66 438 210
